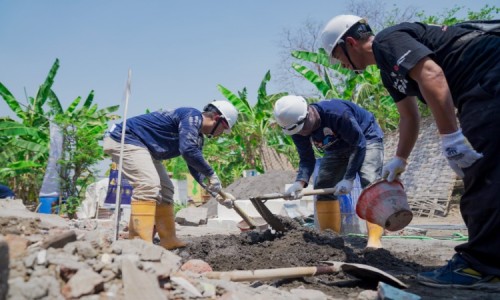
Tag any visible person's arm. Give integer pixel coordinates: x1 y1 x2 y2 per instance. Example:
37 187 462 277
408 57 481 178
382 96 420 181
178 112 214 177
336 112 366 181
283 135 315 200
292 135 316 187
408 57 458 134
394 96 421 160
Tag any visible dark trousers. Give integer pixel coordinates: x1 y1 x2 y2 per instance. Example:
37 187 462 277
314 142 383 201
455 63 500 276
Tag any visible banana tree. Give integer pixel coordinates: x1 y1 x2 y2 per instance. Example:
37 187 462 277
54 91 119 217
0 58 119 204
216 70 295 173
0 59 60 200
290 48 399 131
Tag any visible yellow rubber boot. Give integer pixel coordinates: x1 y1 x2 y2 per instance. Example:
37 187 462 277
316 200 341 233
365 221 384 250
155 202 187 250
129 200 156 242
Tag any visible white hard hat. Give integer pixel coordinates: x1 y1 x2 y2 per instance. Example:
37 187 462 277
321 15 364 63
273 95 308 135
205 100 239 133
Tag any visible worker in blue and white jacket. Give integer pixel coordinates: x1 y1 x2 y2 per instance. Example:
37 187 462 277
104 100 238 250
274 95 384 250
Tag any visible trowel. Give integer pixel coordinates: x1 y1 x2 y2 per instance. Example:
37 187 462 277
206 260 407 289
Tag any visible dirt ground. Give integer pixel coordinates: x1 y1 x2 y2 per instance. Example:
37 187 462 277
175 213 498 299
173 171 499 299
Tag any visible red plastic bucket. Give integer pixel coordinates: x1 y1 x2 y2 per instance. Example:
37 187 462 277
356 179 413 231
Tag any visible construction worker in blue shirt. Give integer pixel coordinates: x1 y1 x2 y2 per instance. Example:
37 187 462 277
103 100 238 250
274 95 385 251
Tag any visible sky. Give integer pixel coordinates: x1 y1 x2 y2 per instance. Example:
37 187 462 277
1 0 496 122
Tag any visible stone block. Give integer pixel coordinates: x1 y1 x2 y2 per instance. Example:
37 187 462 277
176 206 208 226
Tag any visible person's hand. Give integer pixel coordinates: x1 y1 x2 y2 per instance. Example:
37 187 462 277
207 173 222 195
284 181 304 200
215 191 235 209
382 157 407 182
333 179 353 196
441 129 482 178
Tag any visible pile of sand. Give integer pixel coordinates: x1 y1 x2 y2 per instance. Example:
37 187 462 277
225 170 299 199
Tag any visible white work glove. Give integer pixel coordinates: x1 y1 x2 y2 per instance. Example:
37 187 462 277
333 179 354 196
284 181 304 200
382 156 407 182
440 129 483 178
207 173 222 195
215 192 235 209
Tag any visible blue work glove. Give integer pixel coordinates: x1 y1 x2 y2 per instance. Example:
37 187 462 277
440 129 483 178
382 156 407 182
333 179 354 196
284 181 304 200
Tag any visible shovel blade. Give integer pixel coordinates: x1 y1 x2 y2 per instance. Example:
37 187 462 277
250 199 286 232
321 261 408 289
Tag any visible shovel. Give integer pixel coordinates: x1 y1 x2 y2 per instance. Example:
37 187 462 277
218 191 258 230
206 260 407 289
249 188 337 232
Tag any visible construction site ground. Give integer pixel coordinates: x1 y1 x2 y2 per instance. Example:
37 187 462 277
2 168 499 299
174 204 500 300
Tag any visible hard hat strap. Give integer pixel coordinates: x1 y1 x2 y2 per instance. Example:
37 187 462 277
339 42 362 74
208 117 224 138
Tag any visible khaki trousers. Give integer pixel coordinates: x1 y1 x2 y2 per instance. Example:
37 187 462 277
103 137 174 203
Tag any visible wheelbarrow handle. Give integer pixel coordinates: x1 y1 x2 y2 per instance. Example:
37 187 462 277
250 188 337 201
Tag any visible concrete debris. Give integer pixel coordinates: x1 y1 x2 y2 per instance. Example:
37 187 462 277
181 259 213 274
290 287 329 300
175 206 209 226
4 235 28 259
41 230 77 249
357 289 379 300
122 258 166 300
61 269 104 299
2 211 308 300
170 275 203 297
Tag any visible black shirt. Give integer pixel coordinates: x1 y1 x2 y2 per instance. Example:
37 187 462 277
372 22 500 111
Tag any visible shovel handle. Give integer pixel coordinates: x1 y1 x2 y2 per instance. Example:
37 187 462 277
205 265 339 282
218 191 257 229
250 188 337 201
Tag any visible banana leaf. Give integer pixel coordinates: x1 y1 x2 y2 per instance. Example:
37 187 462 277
34 59 59 112
292 63 331 97
0 83 26 120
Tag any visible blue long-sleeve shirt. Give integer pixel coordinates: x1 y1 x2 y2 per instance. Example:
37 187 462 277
292 99 383 184
109 107 213 184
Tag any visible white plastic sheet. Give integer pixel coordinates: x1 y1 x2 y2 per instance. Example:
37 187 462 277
39 122 63 197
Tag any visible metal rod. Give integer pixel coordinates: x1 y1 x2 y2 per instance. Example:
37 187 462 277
114 69 132 241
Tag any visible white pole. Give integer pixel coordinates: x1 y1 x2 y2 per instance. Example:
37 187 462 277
114 69 132 241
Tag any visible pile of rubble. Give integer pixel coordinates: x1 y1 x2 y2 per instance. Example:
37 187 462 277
0 200 347 300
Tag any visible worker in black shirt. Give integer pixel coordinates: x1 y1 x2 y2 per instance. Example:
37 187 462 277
321 15 500 291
